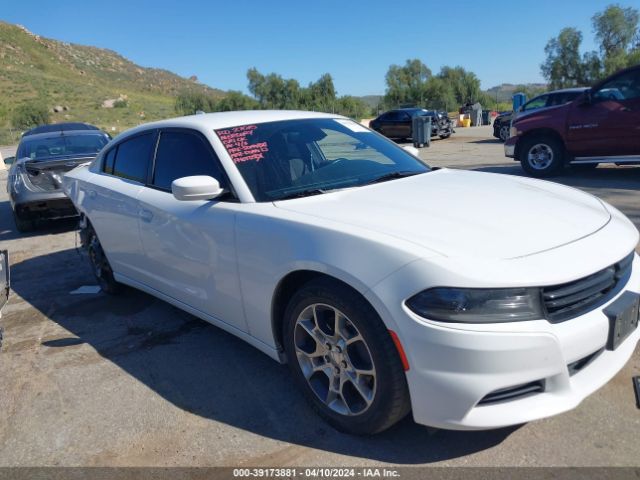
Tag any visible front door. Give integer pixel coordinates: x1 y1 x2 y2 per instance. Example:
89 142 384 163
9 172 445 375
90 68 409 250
136 129 247 332
566 67 640 159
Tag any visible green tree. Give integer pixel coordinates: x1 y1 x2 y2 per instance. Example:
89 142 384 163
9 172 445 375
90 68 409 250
593 4 639 69
212 91 260 111
175 91 215 115
334 95 369 120
11 102 50 130
541 27 585 88
384 59 431 107
437 66 482 105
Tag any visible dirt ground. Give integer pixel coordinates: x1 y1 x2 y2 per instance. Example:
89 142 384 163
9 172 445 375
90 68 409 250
0 126 639 467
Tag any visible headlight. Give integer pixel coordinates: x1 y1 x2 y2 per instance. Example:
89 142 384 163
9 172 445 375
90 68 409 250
406 287 544 323
510 126 519 137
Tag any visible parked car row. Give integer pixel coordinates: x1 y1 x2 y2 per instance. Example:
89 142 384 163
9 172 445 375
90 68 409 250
504 64 640 177
3 69 639 435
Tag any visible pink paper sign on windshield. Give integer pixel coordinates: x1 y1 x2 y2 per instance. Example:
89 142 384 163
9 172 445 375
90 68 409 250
216 125 269 164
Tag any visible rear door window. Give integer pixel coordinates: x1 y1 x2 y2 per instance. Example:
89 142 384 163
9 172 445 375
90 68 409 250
111 133 154 183
152 130 225 191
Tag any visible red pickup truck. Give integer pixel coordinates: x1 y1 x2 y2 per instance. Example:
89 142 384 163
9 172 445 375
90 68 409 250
505 65 640 177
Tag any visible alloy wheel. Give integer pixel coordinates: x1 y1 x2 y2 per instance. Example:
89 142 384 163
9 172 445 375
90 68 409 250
527 143 554 170
293 303 376 416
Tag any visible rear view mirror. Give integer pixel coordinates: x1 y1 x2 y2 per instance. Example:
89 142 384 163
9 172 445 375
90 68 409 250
171 175 224 201
3 156 15 165
402 145 420 156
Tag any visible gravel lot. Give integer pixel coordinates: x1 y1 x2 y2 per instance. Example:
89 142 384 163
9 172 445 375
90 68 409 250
0 126 639 467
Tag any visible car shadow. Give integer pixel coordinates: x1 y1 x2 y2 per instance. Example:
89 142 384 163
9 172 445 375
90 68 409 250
468 138 502 144
0 200 78 241
7 247 518 464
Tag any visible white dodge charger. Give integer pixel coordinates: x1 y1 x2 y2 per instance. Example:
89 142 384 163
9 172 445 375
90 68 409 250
63 110 640 434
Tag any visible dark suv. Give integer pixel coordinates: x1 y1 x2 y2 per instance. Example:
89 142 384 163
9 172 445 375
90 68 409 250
493 88 588 142
505 65 640 177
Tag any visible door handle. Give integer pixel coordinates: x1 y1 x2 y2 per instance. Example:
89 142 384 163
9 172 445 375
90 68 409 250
139 209 154 223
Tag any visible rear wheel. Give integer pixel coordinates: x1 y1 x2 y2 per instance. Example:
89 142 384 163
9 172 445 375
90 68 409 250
13 210 35 233
283 278 410 435
86 225 121 294
519 135 564 177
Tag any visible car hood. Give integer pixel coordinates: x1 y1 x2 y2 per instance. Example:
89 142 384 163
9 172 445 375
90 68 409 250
274 169 611 259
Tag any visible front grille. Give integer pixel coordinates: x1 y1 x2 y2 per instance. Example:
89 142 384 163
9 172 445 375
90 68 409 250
478 380 545 405
543 252 634 322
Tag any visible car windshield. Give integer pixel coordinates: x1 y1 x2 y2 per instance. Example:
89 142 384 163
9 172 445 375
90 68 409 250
18 133 109 160
215 118 430 201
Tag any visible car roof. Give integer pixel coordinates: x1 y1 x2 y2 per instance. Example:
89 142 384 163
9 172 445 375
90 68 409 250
23 122 100 137
19 129 109 143
118 110 345 139
548 87 589 94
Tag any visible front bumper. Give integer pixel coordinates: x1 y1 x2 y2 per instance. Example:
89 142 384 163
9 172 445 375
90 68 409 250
504 137 517 158
366 247 640 430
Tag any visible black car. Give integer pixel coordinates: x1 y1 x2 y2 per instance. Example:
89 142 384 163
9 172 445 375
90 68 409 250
493 88 588 142
7 123 110 232
370 108 453 141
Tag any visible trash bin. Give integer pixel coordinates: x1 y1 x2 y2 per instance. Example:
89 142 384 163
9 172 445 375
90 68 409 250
482 110 491 125
412 115 432 148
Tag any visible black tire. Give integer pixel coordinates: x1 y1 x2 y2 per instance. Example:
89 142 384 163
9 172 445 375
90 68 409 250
572 163 598 172
283 278 410 435
86 225 121 294
519 135 565 178
499 125 510 142
13 210 35 233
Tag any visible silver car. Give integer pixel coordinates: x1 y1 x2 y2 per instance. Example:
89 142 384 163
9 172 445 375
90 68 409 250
7 123 110 232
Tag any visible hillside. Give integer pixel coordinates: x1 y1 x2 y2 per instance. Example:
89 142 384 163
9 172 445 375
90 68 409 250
485 83 548 103
0 21 225 143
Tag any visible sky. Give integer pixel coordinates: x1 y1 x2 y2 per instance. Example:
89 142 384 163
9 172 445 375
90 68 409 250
0 0 629 96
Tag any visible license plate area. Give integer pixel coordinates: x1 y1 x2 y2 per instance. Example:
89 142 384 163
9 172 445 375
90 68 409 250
604 291 640 350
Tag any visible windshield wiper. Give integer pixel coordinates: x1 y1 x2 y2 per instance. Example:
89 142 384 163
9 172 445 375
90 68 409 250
274 188 328 201
364 171 421 185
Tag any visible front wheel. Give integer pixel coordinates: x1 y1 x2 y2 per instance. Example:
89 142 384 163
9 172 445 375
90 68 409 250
519 136 564 177
283 278 410 435
86 225 121 294
499 125 510 142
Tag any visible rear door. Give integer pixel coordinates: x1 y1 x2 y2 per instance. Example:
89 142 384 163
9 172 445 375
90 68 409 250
566 68 640 158
84 132 155 282
136 129 247 331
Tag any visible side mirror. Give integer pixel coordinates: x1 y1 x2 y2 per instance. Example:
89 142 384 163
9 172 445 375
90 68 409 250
3 156 15 165
171 175 224 201
402 145 420 156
